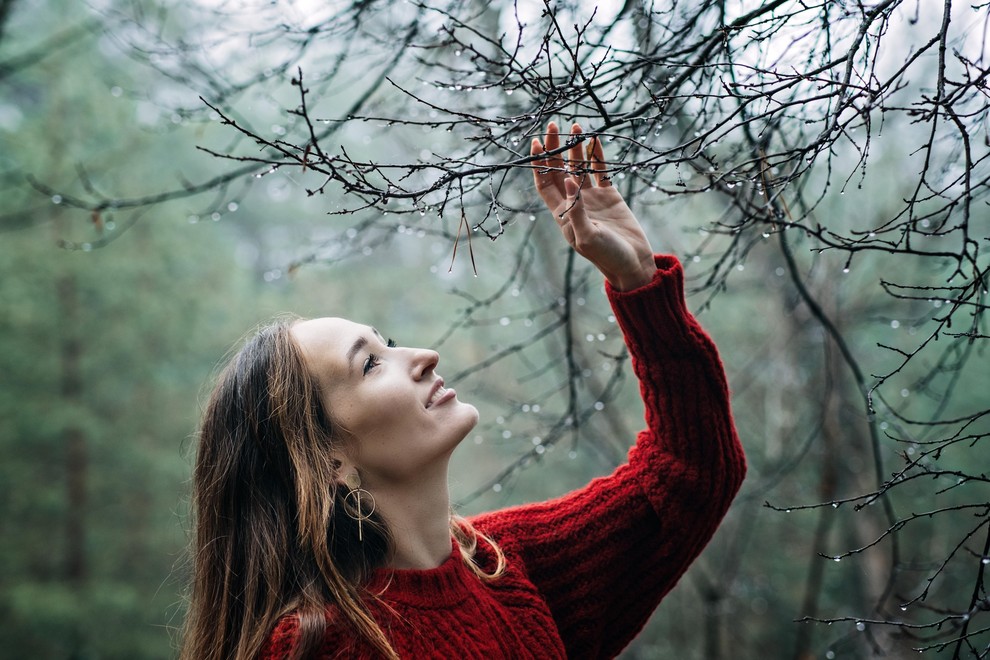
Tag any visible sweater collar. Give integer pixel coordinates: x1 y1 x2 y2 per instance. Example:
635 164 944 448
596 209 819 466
365 538 479 608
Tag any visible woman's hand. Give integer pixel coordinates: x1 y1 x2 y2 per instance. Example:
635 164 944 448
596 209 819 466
531 122 657 291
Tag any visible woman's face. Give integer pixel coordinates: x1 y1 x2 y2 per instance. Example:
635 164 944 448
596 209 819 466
291 317 479 486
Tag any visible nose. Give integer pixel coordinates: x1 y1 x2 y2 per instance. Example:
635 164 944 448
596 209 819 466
410 348 439 380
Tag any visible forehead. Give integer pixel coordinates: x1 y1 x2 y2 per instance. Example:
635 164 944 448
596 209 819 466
291 317 366 372
292 316 357 347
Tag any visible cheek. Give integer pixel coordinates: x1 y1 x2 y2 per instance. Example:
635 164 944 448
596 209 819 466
334 390 406 440
322 389 369 440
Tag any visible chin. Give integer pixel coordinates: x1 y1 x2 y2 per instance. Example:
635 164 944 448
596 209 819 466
452 403 480 441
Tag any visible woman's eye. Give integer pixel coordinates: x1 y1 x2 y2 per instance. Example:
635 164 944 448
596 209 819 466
363 339 393 375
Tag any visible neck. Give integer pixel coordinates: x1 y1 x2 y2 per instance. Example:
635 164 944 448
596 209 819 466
366 462 453 570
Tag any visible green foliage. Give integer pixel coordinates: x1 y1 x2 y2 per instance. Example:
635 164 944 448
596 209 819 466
1 3 289 656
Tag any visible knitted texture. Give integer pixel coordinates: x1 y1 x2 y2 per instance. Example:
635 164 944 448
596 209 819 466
260 255 747 659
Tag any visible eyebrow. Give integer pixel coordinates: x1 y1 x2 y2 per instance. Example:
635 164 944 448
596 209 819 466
346 327 384 375
346 337 367 376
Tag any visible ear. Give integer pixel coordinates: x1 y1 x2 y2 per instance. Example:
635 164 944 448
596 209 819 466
329 447 357 484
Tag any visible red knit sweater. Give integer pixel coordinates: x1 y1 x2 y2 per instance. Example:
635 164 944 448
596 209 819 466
261 255 747 659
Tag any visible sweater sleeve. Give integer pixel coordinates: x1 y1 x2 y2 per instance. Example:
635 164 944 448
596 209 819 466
469 254 746 660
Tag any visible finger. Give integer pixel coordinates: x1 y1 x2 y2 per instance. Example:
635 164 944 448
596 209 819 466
587 136 612 188
544 122 565 186
567 123 592 190
530 137 548 186
542 122 568 198
562 177 594 237
533 122 566 204
531 138 565 209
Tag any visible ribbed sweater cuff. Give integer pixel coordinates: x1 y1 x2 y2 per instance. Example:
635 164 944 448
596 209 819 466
605 255 707 364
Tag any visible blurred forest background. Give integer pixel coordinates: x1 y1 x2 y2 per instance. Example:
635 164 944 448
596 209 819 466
1 0 987 659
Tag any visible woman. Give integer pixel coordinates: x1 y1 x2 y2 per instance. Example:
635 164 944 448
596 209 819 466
181 122 746 660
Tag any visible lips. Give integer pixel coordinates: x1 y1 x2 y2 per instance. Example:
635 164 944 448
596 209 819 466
426 379 454 408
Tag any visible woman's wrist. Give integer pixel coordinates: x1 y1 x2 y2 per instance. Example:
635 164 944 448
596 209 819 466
607 263 658 292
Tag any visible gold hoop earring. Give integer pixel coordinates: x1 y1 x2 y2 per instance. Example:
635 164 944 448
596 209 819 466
343 472 376 542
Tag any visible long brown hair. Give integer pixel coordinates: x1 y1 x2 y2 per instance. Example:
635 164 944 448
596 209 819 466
181 319 503 660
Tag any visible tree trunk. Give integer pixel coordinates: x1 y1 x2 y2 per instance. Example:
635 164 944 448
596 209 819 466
57 273 86 585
